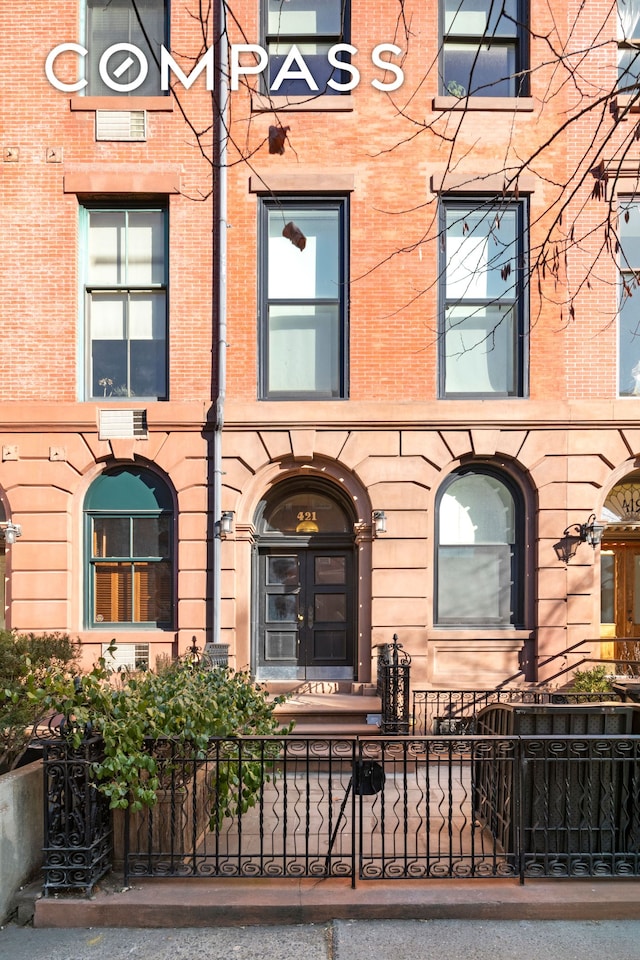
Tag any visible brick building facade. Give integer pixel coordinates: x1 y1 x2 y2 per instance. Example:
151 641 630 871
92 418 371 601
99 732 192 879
2 0 640 691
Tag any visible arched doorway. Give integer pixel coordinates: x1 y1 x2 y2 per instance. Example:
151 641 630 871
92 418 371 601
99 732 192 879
253 480 357 681
601 472 640 668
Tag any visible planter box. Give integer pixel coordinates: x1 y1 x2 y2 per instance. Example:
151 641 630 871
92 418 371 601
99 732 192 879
113 761 213 868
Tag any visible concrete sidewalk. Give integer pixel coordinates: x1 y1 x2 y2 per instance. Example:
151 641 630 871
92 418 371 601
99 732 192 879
26 874 640 928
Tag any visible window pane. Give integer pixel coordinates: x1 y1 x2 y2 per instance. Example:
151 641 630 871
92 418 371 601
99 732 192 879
444 304 516 394
268 208 339 299
619 0 640 40
263 492 350 533
268 304 340 395
438 545 513 622
443 42 517 97
446 208 517 300
267 0 342 36
267 557 299 585
134 561 171 622
267 595 298 622
90 292 126 339
91 339 128 398
601 552 615 624
619 290 640 395
440 473 515 544
127 211 165 284
315 556 346 584
133 516 171 558
87 0 165 96
620 202 640 268
89 212 125 284
315 594 346 621
93 517 130 557
94 562 132 622
444 0 518 37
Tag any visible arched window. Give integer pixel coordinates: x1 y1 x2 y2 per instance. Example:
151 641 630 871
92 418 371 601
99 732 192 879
84 467 173 628
436 467 524 626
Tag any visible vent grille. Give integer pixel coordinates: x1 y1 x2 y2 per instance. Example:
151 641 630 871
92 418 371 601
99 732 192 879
95 110 147 141
102 643 150 671
99 409 148 439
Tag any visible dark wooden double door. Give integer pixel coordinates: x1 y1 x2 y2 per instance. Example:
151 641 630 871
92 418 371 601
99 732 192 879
257 546 355 680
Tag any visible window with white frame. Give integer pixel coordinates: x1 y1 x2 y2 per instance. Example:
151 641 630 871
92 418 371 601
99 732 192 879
85 467 173 628
260 198 348 399
86 0 167 96
436 467 524 626
618 0 640 91
263 0 350 96
440 0 527 98
84 204 167 400
619 199 640 395
440 197 527 397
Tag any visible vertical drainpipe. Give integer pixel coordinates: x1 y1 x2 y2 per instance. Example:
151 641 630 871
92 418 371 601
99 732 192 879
213 0 228 647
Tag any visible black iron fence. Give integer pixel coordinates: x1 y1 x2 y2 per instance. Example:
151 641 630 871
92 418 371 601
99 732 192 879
377 636 411 734
42 735 111 895
42 726 640 891
411 688 622 737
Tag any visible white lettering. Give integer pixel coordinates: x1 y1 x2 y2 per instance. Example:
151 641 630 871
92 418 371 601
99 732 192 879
230 44 268 91
161 46 215 90
327 44 360 91
270 45 318 92
44 42 87 92
371 43 404 92
99 43 149 92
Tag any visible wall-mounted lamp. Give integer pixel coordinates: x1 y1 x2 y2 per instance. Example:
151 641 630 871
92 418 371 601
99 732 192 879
372 510 387 536
554 513 605 562
579 513 606 548
0 522 22 545
215 511 234 538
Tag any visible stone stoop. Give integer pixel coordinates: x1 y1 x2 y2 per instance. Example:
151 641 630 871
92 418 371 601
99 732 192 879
270 683 382 737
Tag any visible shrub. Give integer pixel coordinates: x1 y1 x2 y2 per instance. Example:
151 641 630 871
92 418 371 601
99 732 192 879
570 665 615 696
36 646 290 820
0 630 79 774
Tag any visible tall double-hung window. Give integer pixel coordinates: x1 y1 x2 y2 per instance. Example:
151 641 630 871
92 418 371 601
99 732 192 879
618 0 640 91
84 204 168 400
263 0 350 96
440 197 527 397
441 0 528 97
619 200 640 396
260 198 348 399
436 467 524 626
85 467 174 628
86 0 167 96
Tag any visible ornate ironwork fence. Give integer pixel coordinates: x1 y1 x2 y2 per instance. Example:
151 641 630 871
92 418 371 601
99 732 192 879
41 716 640 891
377 636 411 734
42 735 111 895
412 688 622 737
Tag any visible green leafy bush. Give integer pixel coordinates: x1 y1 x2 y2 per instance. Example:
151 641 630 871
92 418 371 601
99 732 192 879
570 665 615 695
0 630 79 774
36 646 289 821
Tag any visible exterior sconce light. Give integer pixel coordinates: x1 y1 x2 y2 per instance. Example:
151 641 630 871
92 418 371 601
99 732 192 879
0 522 22 545
372 510 387 536
579 513 606 548
554 513 605 562
215 511 234 538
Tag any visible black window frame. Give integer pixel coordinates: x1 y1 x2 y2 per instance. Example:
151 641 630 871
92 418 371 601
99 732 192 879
85 0 169 97
439 0 529 98
618 0 640 92
259 195 349 401
261 0 351 96
83 200 169 402
434 465 525 628
439 195 528 399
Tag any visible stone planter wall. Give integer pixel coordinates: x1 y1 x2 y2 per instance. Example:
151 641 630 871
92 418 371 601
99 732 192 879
0 761 43 923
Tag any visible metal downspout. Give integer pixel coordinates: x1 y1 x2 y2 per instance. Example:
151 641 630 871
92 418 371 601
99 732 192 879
213 0 228 647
